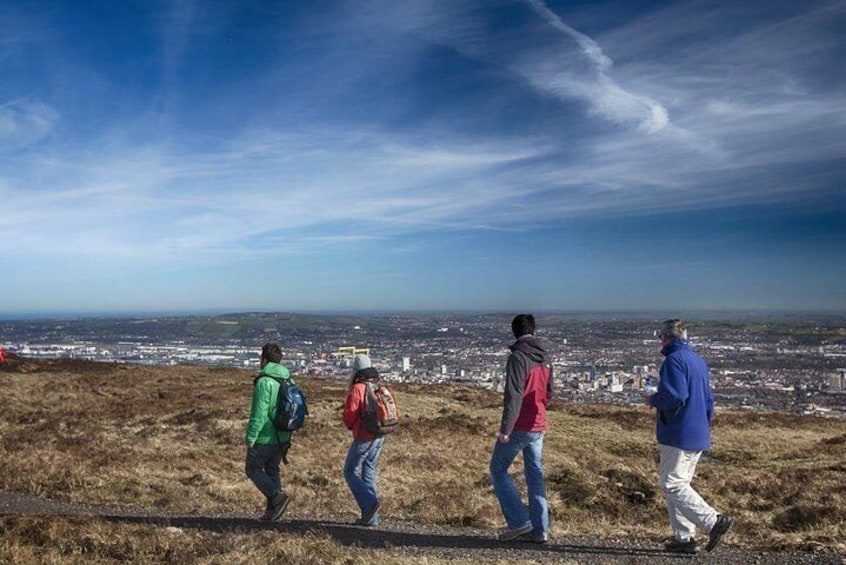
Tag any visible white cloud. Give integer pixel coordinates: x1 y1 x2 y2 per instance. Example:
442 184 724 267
0 0 843 269
0 99 57 150
522 0 669 133
0 128 553 262
387 0 671 134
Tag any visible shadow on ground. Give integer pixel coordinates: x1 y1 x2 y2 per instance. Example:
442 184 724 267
100 514 682 560
0 490 700 561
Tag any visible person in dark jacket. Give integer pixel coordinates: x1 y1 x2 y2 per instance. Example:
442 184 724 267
490 314 552 543
342 353 385 527
644 319 731 554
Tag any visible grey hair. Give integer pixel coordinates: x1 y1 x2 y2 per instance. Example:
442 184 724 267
660 319 688 341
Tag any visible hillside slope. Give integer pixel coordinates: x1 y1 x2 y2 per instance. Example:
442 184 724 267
1 359 844 563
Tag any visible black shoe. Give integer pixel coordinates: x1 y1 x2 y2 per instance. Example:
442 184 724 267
664 538 698 554
705 515 732 552
268 492 291 521
259 498 274 521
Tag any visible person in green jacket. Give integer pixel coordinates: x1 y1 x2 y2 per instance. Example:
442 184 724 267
245 342 293 521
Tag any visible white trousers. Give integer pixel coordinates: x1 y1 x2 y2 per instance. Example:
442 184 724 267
658 444 718 541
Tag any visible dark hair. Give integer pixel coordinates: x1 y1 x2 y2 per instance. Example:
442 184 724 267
261 342 283 364
660 319 687 341
511 314 536 338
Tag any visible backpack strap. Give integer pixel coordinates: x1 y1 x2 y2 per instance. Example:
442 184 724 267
253 374 288 386
362 381 379 421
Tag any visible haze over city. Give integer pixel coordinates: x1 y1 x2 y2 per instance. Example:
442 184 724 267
1 1 844 315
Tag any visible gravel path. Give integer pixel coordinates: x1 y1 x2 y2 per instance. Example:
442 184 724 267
1 490 843 564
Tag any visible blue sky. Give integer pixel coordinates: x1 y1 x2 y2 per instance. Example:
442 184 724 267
1 0 844 314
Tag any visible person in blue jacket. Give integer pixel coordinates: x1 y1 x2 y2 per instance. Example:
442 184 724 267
644 319 731 554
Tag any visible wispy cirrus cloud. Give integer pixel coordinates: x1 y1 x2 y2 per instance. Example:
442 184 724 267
0 0 843 314
0 128 555 262
379 0 672 135
521 0 669 133
0 99 57 150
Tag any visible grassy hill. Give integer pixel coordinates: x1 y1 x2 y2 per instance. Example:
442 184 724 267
1 358 844 563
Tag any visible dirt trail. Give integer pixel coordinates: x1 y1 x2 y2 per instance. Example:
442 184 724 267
1 490 842 564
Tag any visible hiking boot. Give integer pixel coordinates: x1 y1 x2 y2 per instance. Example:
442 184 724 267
259 498 274 522
518 531 548 544
498 522 533 541
355 516 380 527
664 538 698 554
360 499 382 526
705 515 732 552
268 492 291 521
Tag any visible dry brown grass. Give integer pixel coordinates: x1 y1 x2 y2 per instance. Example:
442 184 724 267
1 358 845 562
0 515 413 564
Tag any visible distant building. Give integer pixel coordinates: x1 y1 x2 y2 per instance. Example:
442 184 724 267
401 357 411 372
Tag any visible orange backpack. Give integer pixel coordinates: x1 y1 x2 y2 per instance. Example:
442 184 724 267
363 382 400 435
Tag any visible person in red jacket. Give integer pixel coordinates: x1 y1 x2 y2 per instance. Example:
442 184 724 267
342 353 384 527
490 314 552 543
0 347 6 369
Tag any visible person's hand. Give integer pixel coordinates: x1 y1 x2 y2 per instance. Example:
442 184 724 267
642 393 653 408
498 433 510 443
280 441 291 465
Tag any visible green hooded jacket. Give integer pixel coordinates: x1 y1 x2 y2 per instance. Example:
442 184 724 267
245 362 293 446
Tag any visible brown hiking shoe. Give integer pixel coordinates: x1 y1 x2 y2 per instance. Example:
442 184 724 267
498 523 533 541
268 492 291 521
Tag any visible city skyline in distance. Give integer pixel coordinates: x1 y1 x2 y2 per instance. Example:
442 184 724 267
1 1 844 314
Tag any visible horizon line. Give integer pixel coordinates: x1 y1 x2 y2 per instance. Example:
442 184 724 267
2 308 846 322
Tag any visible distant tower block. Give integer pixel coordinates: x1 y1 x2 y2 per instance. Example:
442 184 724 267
401 357 411 372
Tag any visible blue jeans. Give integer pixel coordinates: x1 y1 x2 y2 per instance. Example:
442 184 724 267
245 444 283 500
344 437 385 523
490 431 549 535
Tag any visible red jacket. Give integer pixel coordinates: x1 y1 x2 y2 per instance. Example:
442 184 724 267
343 368 379 441
500 338 552 434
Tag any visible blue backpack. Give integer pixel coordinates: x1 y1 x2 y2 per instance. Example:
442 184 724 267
268 377 308 432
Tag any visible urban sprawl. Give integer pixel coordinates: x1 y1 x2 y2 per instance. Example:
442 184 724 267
2 313 845 419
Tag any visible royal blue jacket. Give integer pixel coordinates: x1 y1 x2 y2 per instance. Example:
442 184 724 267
649 340 714 451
